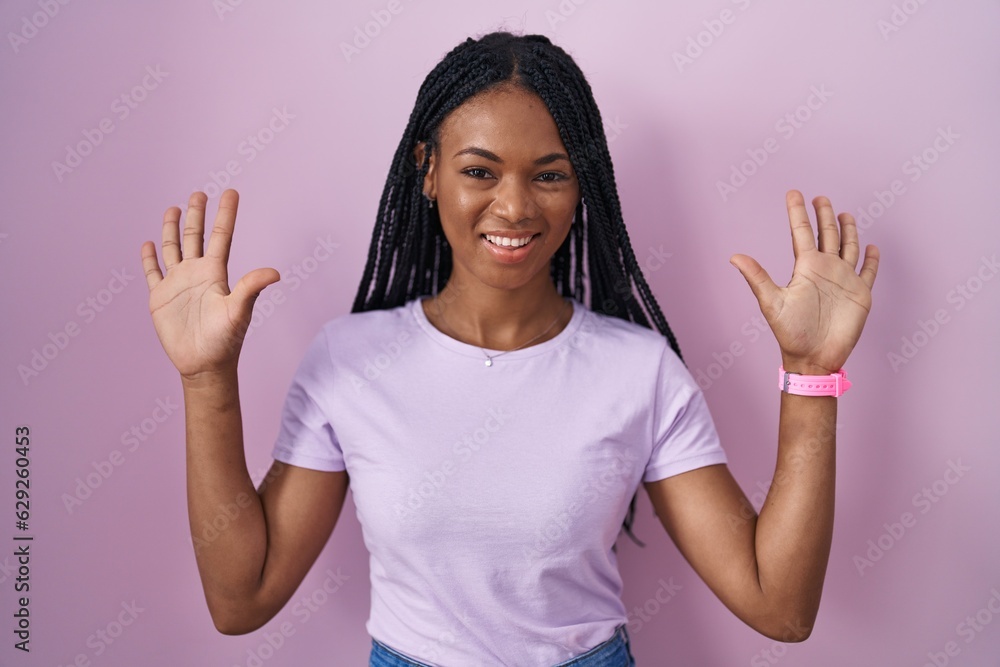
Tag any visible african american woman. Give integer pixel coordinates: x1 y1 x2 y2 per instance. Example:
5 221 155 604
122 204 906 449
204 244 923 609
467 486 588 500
141 31 879 667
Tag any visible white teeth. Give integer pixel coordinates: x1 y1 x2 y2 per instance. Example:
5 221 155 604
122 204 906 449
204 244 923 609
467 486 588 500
485 234 534 248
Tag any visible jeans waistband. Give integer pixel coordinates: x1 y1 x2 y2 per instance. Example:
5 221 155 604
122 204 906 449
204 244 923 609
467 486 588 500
369 623 636 667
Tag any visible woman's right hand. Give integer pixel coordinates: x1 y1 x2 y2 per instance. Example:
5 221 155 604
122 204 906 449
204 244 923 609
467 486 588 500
140 189 280 380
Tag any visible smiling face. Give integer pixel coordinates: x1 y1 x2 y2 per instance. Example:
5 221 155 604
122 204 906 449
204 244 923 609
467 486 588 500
416 83 581 295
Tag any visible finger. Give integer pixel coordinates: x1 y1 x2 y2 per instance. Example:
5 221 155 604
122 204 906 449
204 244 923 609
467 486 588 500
786 190 816 260
206 189 239 265
858 244 880 291
183 191 208 259
730 253 781 314
838 211 860 268
162 205 182 269
813 196 840 255
140 240 163 290
229 267 281 319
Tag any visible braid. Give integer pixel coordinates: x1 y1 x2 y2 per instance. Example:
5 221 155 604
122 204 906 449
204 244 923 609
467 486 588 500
352 31 688 549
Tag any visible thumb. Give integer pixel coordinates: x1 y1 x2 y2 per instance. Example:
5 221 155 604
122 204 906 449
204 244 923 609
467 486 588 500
729 254 780 311
230 267 281 313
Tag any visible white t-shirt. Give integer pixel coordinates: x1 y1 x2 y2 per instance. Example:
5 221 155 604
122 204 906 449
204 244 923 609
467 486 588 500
270 296 728 666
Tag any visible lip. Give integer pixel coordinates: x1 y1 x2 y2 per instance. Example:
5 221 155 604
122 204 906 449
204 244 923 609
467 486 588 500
481 232 539 264
481 230 537 239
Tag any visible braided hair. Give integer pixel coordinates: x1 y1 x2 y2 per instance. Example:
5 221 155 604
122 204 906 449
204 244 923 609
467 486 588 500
351 31 685 548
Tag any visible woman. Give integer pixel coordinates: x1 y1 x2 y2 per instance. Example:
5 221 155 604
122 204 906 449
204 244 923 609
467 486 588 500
140 31 879 667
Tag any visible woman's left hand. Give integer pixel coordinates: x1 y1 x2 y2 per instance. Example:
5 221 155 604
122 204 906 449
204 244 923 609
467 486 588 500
729 190 880 375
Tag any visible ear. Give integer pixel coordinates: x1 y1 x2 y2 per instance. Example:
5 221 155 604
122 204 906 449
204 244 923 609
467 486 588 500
412 141 437 200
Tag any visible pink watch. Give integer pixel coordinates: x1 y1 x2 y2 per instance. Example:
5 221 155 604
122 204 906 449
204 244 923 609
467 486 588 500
778 365 851 397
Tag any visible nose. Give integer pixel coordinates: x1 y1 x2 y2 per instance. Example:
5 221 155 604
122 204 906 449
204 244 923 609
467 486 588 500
489 178 539 224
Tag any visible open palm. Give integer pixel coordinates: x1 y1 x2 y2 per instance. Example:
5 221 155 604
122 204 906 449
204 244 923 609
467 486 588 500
140 189 280 379
730 190 880 375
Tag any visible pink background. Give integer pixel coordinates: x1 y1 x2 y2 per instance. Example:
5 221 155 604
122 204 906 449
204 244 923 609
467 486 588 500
2 1 998 665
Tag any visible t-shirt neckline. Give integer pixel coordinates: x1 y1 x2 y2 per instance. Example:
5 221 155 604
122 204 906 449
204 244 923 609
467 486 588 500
409 296 586 361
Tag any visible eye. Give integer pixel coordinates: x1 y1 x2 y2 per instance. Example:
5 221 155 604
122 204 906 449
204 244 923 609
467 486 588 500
536 172 567 183
462 168 492 179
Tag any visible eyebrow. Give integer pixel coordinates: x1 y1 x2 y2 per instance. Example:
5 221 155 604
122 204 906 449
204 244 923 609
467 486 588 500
452 146 570 166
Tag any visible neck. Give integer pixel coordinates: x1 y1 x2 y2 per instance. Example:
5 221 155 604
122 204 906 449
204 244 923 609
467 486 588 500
425 272 571 350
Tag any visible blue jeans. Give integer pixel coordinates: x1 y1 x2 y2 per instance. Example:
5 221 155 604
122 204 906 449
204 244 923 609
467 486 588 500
369 623 637 667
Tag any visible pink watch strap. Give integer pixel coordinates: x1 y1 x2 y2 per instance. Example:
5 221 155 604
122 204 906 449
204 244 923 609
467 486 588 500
779 366 851 397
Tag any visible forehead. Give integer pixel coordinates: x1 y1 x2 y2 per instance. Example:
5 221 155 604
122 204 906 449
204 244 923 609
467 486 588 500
437 86 565 151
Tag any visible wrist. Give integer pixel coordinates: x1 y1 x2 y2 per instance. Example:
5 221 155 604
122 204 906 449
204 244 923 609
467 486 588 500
780 358 838 376
181 365 239 390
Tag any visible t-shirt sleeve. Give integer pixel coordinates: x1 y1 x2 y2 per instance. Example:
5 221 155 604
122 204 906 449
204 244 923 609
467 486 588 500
270 325 345 472
644 343 728 482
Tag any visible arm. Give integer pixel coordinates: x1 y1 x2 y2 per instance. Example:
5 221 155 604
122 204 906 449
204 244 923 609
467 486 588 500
644 390 836 641
182 368 348 635
141 189 348 634
644 190 879 641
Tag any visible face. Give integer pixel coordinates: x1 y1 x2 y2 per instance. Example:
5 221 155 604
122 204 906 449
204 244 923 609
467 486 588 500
415 84 581 294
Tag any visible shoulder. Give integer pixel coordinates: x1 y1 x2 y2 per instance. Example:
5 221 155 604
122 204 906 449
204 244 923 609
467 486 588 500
567 306 691 388
581 312 713 426
580 307 680 363
310 300 418 356
570 308 701 419
323 301 413 334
